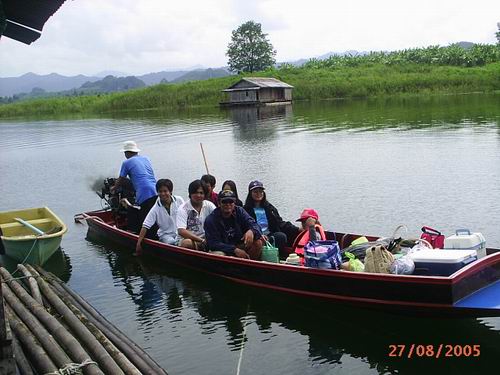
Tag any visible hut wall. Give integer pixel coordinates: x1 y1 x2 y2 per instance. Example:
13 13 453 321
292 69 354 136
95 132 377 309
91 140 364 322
258 88 275 102
259 88 292 102
229 90 257 103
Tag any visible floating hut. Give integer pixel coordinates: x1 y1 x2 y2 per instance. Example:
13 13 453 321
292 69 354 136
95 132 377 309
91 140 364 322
221 77 293 106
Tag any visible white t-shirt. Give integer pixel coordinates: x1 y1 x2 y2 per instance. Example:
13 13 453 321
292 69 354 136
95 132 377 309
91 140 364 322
142 196 185 241
176 199 216 240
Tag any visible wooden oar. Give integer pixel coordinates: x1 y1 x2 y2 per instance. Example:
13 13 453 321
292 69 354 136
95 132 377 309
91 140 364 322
14 218 45 235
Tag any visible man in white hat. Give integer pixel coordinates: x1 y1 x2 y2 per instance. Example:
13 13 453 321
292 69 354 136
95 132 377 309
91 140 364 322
113 141 157 233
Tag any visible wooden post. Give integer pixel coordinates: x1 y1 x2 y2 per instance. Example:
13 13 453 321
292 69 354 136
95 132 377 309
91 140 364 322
26 266 141 375
29 270 125 375
35 266 168 375
16 265 43 305
200 143 210 175
5 308 58 374
0 268 104 375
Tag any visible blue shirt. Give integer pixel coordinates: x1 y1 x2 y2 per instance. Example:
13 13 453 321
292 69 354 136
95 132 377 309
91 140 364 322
253 207 269 235
119 155 156 204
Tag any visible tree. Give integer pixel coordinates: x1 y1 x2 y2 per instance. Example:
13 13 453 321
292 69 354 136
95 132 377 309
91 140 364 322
496 23 500 44
226 21 276 73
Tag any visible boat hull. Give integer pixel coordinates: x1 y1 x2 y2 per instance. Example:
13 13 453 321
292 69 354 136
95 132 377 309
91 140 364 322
0 207 67 266
81 210 500 317
2 236 62 265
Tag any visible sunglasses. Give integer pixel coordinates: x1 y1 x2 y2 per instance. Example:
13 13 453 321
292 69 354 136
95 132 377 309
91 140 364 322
220 199 236 204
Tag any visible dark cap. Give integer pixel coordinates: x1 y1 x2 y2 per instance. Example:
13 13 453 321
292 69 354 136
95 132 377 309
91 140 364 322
218 189 236 201
248 180 265 191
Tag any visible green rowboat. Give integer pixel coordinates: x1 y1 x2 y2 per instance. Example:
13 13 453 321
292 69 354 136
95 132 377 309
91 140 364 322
0 207 67 265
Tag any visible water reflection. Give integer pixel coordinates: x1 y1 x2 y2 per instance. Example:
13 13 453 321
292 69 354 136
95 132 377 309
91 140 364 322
89 239 499 374
290 94 499 132
0 248 72 282
223 104 292 143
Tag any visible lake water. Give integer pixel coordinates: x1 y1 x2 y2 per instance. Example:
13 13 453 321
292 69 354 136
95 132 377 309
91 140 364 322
1 93 499 374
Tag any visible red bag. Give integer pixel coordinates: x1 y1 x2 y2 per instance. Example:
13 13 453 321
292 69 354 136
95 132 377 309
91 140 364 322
420 226 445 249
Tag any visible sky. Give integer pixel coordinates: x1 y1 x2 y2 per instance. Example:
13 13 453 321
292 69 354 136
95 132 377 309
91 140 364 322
0 0 499 77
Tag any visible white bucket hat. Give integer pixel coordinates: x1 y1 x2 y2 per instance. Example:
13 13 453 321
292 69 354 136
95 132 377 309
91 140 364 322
120 141 140 153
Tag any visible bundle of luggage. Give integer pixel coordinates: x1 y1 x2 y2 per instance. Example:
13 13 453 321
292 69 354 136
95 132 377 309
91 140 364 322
299 226 487 276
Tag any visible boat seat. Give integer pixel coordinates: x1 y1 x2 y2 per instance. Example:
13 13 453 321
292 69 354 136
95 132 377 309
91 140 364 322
0 218 54 230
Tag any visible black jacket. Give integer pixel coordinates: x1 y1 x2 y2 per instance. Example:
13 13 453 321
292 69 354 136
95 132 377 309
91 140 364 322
243 201 283 234
204 206 262 255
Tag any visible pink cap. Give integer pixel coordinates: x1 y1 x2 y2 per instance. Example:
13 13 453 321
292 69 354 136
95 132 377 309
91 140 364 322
296 208 319 222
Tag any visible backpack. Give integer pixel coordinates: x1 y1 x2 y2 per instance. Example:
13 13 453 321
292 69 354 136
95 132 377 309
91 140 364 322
364 245 394 274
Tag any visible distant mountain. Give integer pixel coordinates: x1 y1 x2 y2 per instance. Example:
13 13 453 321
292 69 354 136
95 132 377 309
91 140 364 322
95 70 128 77
137 67 232 85
0 69 224 97
1 75 146 104
137 71 188 85
171 68 231 83
454 41 475 49
0 72 101 97
77 75 145 93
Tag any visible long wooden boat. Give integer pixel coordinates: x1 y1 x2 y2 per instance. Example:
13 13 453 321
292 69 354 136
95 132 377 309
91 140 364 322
0 207 67 265
79 209 500 317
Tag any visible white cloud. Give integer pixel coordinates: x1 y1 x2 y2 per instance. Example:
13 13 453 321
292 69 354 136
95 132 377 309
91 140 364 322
0 0 499 77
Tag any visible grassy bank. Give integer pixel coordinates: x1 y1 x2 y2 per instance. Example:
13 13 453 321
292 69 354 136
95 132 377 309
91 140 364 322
1 62 499 118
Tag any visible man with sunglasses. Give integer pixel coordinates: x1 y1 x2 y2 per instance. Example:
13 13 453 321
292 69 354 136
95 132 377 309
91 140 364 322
204 190 263 260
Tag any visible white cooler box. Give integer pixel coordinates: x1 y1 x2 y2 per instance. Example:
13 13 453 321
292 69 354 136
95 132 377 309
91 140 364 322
444 229 486 258
409 249 477 276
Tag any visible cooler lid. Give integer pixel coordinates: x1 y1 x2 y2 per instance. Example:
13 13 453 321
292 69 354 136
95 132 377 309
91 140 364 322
409 249 477 263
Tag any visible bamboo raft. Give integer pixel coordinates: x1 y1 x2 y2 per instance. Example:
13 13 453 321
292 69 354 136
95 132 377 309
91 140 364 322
0 264 168 374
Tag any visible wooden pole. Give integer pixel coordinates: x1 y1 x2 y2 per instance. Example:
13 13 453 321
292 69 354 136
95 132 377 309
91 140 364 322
10 334 34 375
16 264 43 305
5 307 58 374
4 300 72 369
26 266 142 375
29 269 125 375
200 142 210 175
0 268 104 375
35 266 168 375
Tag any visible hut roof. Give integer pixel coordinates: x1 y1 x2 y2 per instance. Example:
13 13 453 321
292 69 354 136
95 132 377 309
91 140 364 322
223 77 293 92
1 0 68 44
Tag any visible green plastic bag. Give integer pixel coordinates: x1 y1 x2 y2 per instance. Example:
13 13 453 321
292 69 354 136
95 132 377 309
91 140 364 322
261 239 279 263
345 251 365 272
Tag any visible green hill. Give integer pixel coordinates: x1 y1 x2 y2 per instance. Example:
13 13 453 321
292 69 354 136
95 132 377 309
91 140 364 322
171 68 231 83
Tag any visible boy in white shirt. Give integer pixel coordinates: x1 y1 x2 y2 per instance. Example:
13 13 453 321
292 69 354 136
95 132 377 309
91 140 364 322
135 179 185 255
176 179 216 250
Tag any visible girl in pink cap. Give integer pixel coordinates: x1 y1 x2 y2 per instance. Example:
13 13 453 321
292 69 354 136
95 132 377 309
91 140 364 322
292 208 327 258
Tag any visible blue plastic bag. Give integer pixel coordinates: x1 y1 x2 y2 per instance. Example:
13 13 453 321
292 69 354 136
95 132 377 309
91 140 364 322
304 240 342 270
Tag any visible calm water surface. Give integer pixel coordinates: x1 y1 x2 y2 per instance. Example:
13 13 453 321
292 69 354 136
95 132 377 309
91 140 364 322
1 94 499 374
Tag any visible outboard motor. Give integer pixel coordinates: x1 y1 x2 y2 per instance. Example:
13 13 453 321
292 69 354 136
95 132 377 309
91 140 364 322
96 177 137 228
